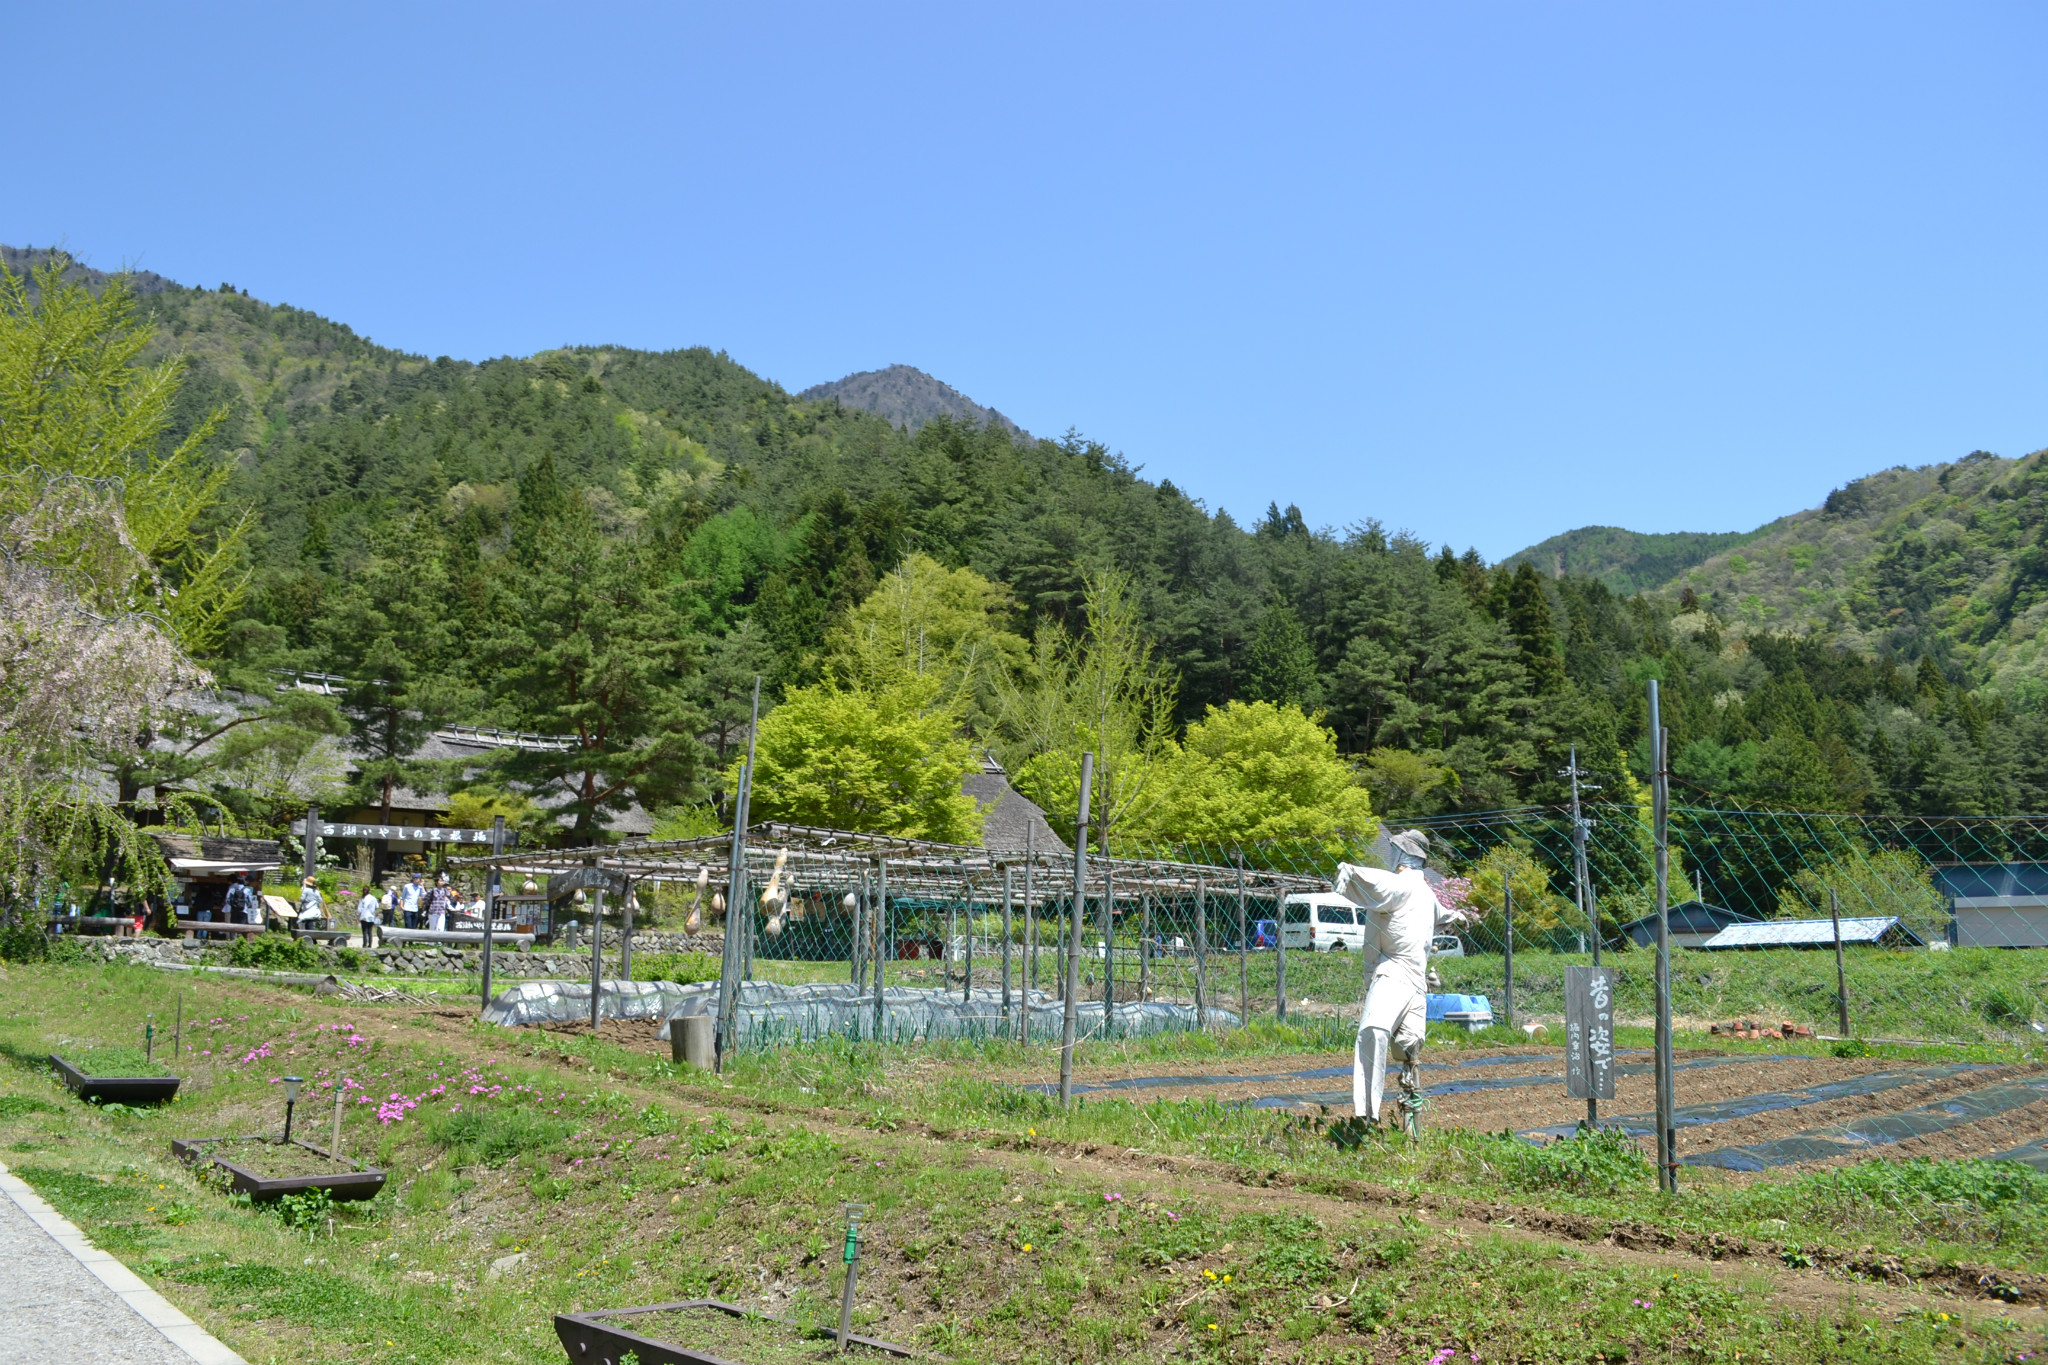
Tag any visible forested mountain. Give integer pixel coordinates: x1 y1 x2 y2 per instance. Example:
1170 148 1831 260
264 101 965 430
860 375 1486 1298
798 364 1024 437
1506 525 1771 595
13 246 2048 833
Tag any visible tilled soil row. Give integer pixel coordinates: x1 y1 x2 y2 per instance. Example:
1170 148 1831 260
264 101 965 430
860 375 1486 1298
963 1128 2048 1309
445 1010 2048 1306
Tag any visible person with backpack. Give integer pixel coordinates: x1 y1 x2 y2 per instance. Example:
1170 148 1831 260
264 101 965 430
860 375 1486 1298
223 874 257 926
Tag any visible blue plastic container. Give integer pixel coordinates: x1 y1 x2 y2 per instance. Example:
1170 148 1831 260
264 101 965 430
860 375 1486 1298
1426 992 1494 1031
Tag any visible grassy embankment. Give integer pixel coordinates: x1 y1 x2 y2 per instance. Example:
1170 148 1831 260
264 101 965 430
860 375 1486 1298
1 959 2042 1364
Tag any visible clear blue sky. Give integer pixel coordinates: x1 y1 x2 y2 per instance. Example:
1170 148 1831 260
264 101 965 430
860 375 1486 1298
8 3 2045 560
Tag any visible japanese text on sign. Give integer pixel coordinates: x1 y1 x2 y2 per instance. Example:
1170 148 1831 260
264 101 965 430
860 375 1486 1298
1565 964 1616 1100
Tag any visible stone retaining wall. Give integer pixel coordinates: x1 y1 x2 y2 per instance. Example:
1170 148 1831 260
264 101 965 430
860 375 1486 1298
72 931 728 977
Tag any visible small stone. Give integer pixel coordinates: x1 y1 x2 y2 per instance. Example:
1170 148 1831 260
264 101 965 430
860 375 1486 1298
488 1251 528 1279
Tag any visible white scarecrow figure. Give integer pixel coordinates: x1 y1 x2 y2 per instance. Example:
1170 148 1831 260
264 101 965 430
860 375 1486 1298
1332 828 1470 1135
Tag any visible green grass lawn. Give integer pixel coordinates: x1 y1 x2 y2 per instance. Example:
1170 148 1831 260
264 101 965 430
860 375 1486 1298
0 960 2040 1364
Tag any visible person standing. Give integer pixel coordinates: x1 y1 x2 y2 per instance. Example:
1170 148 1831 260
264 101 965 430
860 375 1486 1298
357 883 382 948
224 874 255 926
425 874 455 933
400 873 425 930
297 876 326 933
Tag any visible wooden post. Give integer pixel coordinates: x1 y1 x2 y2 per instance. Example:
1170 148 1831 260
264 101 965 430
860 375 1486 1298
1001 865 1014 1033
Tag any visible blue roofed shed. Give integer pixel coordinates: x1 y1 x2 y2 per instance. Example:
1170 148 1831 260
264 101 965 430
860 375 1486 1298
1618 900 1759 949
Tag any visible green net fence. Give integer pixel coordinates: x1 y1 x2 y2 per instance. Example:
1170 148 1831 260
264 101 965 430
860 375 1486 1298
455 808 2048 1051
1401 804 2048 1046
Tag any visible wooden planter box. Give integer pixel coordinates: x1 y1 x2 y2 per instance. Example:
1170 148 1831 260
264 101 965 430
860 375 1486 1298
553 1299 915 1365
171 1136 387 1203
49 1054 181 1106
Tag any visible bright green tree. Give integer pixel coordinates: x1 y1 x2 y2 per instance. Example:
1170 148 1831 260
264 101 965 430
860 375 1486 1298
740 668 982 841
0 254 247 652
823 552 1026 726
1000 567 1177 843
1129 700 1377 856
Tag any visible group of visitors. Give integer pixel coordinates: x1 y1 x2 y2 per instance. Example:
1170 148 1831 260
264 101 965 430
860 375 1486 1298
351 872 472 947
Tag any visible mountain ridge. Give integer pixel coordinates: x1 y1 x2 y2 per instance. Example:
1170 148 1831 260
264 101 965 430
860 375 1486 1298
799 363 1025 439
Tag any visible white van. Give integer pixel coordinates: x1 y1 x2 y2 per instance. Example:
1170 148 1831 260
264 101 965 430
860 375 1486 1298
1280 893 1368 953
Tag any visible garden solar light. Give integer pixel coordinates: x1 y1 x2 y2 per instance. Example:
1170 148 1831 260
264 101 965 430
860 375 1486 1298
282 1075 304 1143
838 1202 868 1350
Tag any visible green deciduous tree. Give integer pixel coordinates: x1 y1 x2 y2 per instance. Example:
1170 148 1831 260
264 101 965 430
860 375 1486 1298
0 255 248 653
1000 568 1178 843
741 668 982 841
823 553 1026 729
1129 700 1377 857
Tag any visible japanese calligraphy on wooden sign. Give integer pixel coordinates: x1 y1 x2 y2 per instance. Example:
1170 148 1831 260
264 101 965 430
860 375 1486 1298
1564 964 1616 1100
289 820 512 846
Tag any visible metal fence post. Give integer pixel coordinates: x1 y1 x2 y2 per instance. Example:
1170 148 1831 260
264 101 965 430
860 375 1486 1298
1194 877 1208 1027
1503 882 1515 1030
1830 886 1851 1037
872 858 889 1041
1271 851 1288 1024
621 877 634 983
481 815 503 1009
1060 753 1094 1108
1002 865 1014 1032
1650 682 1678 1195
1236 862 1249 1028
1024 826 1036 1025
715 679 761 1071
1139 889 1152 1002
1101 859 1115 1027
589 885 606 1034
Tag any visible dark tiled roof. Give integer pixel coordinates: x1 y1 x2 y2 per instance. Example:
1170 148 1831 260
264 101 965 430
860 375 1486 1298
963 773 1069 856
151 833 284 863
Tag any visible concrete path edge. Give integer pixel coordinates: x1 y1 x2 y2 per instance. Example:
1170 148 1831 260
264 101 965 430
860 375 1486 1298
0 1157 248 1365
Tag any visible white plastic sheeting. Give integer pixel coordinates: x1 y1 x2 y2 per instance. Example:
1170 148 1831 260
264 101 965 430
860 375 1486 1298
480 979 708 1029
477 977 1236 1046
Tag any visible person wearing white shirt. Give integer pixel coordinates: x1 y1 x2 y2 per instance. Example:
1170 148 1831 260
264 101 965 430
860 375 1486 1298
357 885 383 948
297 877 326 932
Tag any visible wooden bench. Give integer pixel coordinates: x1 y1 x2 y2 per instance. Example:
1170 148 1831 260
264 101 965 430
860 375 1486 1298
46 917 137 937
174 919 269 939
291 928 354 944
378 927 537 948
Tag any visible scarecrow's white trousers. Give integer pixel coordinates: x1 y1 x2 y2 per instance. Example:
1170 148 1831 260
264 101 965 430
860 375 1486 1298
1353 973 1426 1124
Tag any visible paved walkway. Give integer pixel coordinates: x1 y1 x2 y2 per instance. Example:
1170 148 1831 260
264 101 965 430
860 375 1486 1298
0 1159 245 1364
